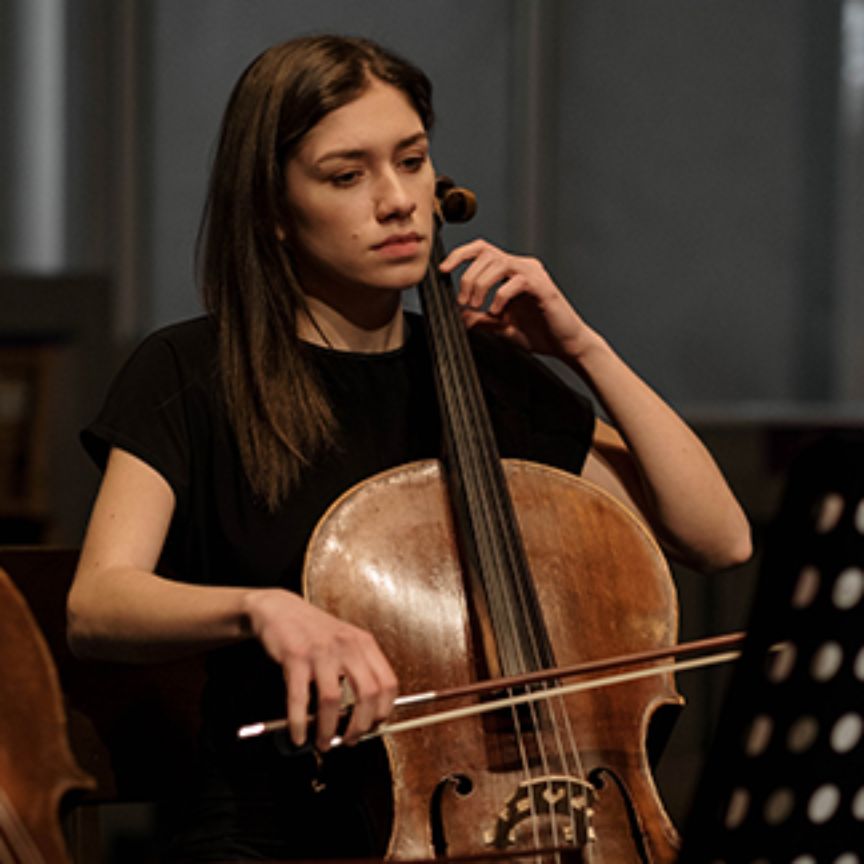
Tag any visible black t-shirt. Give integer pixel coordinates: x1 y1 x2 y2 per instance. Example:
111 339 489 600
83 311 595 859
84 312 595 599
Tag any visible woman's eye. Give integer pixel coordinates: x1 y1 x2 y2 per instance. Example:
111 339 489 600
400 153 427 172
330 170 362 187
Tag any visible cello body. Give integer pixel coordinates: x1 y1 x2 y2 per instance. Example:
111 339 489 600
305 458 683 862
0 568 94 864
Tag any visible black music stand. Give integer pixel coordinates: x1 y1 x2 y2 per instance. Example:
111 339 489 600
678 432 864 863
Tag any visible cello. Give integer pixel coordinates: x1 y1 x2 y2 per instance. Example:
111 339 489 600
284 181 683 861
0 567 94 864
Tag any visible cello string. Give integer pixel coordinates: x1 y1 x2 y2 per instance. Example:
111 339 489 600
420 252 559 851
426 253 551 680
426 262 554 678
437 320 587 856
544 681 590 856
422 252 539 676
439 317 590 812
505 681 546 857
444 277 591 858
421 246 592 854
427 192 621 857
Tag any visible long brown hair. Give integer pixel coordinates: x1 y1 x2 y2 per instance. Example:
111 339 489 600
197 35 434 510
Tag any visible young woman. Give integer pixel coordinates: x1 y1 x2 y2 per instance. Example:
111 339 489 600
67 34 751 861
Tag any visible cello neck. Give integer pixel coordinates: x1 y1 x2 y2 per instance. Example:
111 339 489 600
417 230 556 678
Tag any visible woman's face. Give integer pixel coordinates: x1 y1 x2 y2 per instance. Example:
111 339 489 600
284 78 436 307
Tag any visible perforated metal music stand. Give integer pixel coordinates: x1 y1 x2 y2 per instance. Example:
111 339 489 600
678 432 864 863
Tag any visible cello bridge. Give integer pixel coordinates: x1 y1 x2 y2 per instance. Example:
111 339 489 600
484 775 596 852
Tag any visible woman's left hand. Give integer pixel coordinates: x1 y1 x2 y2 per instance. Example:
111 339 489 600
439 239 595 360
440 241 752 574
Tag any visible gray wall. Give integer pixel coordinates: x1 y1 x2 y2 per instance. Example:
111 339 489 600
2 1 859 411
127 0 859 413
556 2 821 404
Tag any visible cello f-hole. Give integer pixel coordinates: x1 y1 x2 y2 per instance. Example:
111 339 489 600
431 774 474 856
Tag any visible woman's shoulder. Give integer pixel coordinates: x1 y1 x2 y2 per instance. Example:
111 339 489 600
83 317 219 479
138 315 215 354
98 316 219 410
124 316 216 375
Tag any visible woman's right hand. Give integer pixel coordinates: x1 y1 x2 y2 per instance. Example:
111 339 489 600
69 448 397 752
242 589 398 751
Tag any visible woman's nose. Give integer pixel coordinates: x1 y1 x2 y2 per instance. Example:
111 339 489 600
374 170 416 221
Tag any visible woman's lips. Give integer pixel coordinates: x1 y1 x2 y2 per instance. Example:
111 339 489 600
373 234 423 259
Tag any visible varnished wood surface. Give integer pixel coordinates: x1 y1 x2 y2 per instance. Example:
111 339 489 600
305 459 682 862
0 547 206 804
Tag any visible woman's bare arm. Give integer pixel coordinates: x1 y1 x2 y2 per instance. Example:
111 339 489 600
67 447 397 748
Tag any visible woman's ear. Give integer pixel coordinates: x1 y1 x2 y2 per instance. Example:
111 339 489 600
275 224 287 243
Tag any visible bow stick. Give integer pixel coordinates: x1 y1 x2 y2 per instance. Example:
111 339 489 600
238 631 758 745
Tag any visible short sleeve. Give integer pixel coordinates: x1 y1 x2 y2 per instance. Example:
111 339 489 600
81 330 195 501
